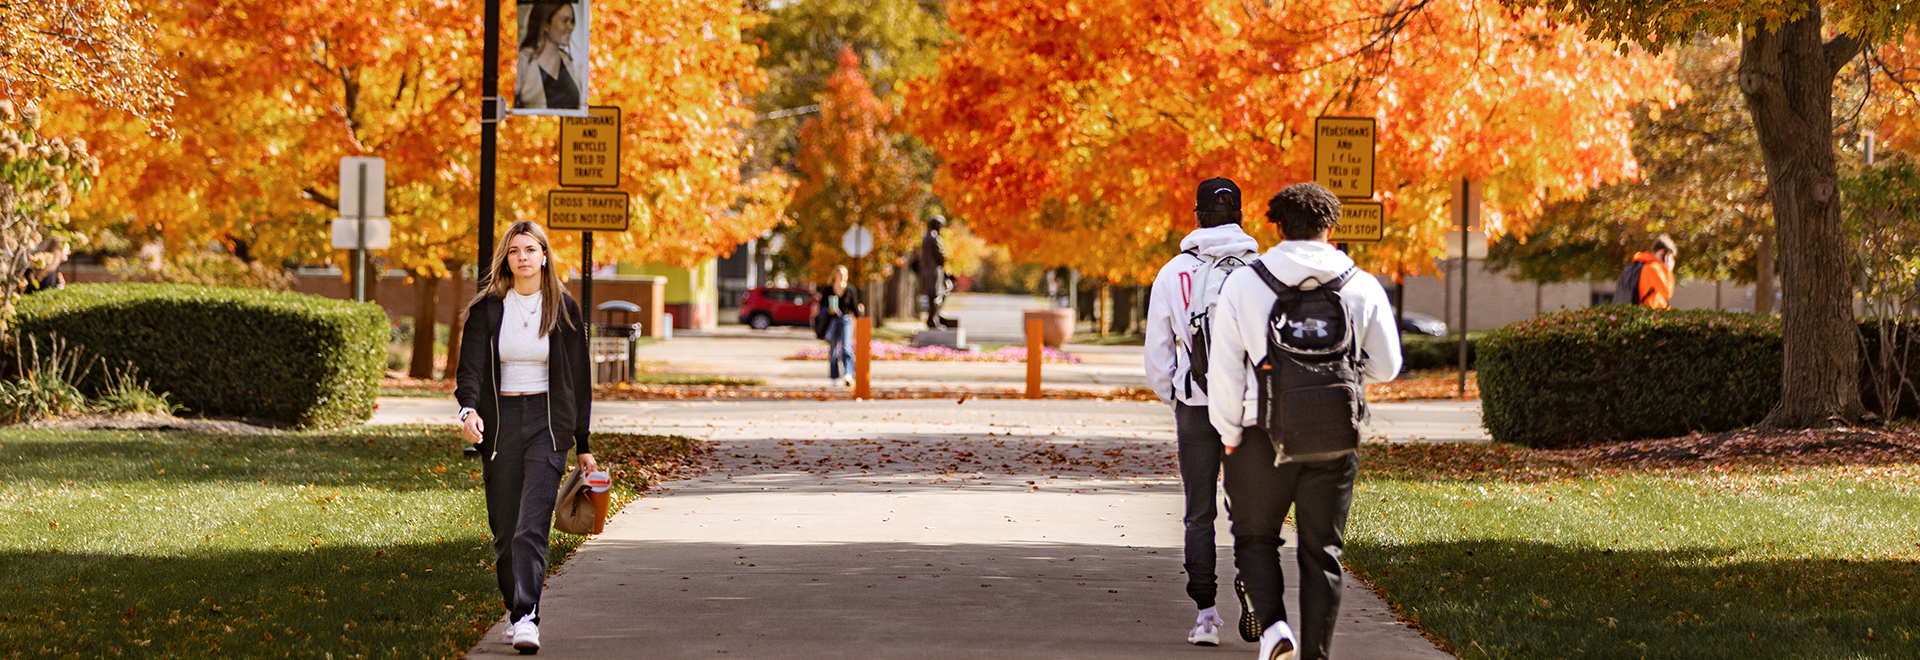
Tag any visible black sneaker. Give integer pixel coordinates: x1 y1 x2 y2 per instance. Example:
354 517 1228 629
1234 578 1260 643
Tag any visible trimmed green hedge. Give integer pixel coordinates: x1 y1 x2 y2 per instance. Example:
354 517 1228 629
14 283 386 428
1478 307 1781 448
1401 333 1478 371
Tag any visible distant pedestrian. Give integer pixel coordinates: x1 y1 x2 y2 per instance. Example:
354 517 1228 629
1145 176 1261 646
1613 234 1676 309
816 265 864 387
21 237 66 294
454 220 596 655
1208 183 1402 660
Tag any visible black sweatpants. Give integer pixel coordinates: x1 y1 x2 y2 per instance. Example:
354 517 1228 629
484 393 567 624
1174 402 1223 609
1222 426 1357 660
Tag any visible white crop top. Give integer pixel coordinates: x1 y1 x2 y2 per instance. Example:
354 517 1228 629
498 290 549 392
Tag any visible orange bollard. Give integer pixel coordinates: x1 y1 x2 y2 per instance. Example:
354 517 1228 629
1026 318 1043 399
854 317 872 400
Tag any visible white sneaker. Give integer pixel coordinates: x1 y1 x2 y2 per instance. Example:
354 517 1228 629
498 615 514 644
511 615 540 654
840 375 854 387
1256 620 1297 660
1188 607 1224 646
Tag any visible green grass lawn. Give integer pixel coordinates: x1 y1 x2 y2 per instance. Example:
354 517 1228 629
0 426 701 659
1349 443 1920 658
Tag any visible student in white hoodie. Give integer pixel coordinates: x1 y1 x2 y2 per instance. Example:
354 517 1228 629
1207 183 1402 660
1145 177 1261 646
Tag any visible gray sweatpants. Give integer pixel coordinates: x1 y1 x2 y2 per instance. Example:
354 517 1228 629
484 393 567 624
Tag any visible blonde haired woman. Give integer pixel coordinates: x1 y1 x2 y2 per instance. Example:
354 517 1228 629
454 221 594 653
815 265 863 386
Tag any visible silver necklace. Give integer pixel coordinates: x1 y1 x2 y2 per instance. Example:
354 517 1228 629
511 292 541 328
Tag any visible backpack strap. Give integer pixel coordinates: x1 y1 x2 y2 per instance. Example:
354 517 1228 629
1249 261 1357 294
1248 260 1287 295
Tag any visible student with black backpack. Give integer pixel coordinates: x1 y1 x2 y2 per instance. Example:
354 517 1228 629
1145 177 1261 646
1207 183 1402 660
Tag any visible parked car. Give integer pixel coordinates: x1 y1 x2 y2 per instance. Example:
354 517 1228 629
1398 311 1448 337
739 286 817 330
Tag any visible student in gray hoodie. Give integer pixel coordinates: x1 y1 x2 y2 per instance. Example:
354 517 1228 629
1207 183 1402 660
1145 177 1262 646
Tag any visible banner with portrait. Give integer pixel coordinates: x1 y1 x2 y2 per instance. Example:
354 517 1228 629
511 0 591 117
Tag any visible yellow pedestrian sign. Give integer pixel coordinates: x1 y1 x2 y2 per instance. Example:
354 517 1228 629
1331 201 1383 243
1314 117 1375 199
559 106 620 188
548 190 631 232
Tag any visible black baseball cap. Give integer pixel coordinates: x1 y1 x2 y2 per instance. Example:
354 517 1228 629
1195 178 1241 213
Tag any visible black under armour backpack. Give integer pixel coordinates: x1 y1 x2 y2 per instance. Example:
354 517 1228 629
1613 261 1648 306
1247 260 1366 461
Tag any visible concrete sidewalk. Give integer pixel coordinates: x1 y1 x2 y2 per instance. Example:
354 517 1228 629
383 399 1456 658
644 325 1151 392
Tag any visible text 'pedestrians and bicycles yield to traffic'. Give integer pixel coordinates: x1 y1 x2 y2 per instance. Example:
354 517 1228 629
548 190 631 232
1331 201 1384 243
559 106 620 187
1314 117 1375 199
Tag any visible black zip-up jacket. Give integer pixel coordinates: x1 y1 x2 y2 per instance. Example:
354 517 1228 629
455 292 592 456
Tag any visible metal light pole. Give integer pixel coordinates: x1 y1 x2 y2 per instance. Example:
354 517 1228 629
1457 177 1470 398
353 162 368 302
478 0 501 286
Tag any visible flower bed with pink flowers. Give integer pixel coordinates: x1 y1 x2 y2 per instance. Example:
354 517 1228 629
788 342 1079 364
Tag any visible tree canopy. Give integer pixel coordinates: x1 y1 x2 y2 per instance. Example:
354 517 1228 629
903 0 1681 283
46 0 783 279
1486 37 1772 286
780 47 927 282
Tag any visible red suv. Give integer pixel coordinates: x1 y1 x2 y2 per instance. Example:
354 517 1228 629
738 286 817 330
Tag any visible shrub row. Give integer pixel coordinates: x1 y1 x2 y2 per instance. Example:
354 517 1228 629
14 283 386 427
1478 307 1782 448
1399 333 1477 372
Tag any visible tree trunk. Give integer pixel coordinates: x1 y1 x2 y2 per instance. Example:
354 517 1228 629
1110 284 1135 335
408 273 440 378
1755 221 1774 316
1739 3 1864 427
442 261 466 381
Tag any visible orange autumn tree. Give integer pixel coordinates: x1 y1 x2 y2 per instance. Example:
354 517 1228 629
0 0 174 327
783 46 926 284
50 0 784 279
494 0 789 271
902 0 1679 284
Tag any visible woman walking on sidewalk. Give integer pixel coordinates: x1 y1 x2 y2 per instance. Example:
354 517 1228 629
455 220 595 655
816 265 864 387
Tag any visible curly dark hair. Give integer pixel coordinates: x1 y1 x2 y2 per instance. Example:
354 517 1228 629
1265 183 1343 240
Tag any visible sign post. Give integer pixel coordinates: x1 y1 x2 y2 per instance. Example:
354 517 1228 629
553 106 622 332
547 189 628 331
335 157 386 302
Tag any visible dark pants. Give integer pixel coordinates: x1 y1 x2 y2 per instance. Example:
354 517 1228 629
1175 402 1223 609
484 393 567 625
1222 426 1357 660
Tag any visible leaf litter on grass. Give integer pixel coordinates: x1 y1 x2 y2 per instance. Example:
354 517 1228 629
0 425 710 659
1350 429 1920 659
